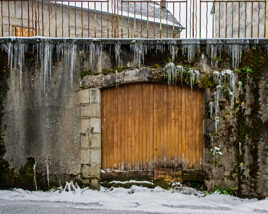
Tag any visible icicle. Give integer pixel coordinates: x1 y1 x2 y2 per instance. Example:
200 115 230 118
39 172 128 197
206 44 219 66
209 101 214 119
229 90 234 108
95 43 103 72
238 81 242 95
89 42 95 66
169 41 178 62
18 43 26 89
188 69 200 89
182 44 199 63
115 69 119 87
33 160 38 191
70 44 77 89
7 42 13 69
222 69 235 92
176 65 184 83
164 62 177 84
213 71 221 85
131 42 144 67
115 42 121 66
228 45 242 69
215 116 220 133
56 43 64 60
214 85 221 117
45 156 50 189
43 42 52 94
156 44 165 54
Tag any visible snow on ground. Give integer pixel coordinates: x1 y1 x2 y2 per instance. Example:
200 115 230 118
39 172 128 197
0 183 267 214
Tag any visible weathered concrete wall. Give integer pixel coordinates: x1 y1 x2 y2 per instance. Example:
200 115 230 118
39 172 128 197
2 45 82 185
0 1 180 38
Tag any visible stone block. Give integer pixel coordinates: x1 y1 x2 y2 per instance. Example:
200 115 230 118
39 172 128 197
79 89 90 104
90 134 101 148
91 179 100 189
89 118 101 134
263 114 268 122
81 104 101 118
81 164 91 178
81 178 90 184
90 149 101 165
81 134 90 149
88 164 101 178
80 119 90 133
81 149 90 164
89 88 101 104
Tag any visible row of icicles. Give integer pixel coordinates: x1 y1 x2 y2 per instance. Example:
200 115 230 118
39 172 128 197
1 40 246 82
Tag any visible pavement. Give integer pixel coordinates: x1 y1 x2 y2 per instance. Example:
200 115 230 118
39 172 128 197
0 200 153 214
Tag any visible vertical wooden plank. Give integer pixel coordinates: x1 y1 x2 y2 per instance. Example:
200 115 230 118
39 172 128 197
187 89 193 168
199 91 204 168
135 84 140 170
129 84 134 169
107 89 113 169
114 87 118 169
141 84 144 170
192 90 197 167
153 84 157 173
186 89 191 168
123 85 128 170
120 85 124 170
135 84 140 169
195 90 200 168
115 87 119 169
148 84 154 169
176 86 181 167
181 87 186 167
162 84 166 166
155 84 162 168
171 86 176 167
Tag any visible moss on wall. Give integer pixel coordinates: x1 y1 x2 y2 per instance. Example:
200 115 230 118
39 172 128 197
235 48 266 198
0 51 10 189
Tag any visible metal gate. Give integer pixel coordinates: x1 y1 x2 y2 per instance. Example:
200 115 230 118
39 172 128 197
101 83 203 179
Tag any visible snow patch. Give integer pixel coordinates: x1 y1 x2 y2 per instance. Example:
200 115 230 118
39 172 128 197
0 185 265 214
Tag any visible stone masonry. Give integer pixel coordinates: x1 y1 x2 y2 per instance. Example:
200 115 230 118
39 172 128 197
79 88 102 188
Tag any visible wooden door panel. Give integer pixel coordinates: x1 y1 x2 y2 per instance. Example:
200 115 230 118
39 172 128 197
101 83 203 174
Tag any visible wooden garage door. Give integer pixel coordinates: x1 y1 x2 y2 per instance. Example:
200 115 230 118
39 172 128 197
101 83 203 173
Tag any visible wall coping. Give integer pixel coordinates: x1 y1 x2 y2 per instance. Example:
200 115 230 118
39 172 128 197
1 37 268 45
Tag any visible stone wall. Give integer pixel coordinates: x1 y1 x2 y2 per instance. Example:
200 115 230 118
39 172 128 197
0 38 268 197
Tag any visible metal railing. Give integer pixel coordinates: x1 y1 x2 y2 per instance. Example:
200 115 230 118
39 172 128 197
0 0 267 38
